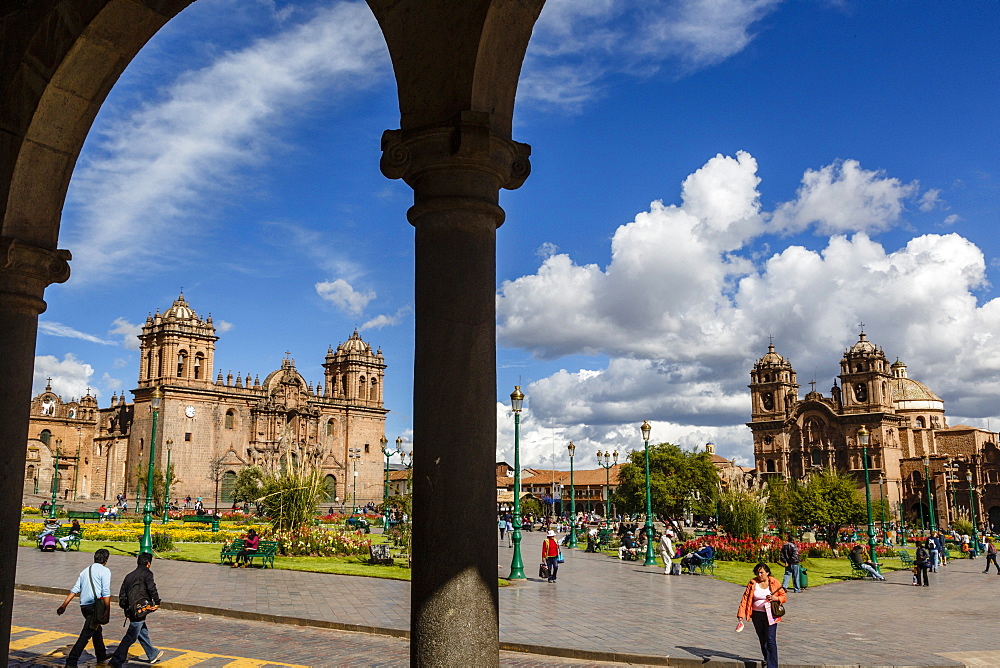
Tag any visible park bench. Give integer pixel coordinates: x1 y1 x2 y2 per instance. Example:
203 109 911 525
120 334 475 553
180 514 220 531
247 540 278 568
39 504 64 515
898 551 914 567
849 560 881 579
67 511 101 523
346 517 371 533
36 527 83 551
219 539 245 565
695 557 715 576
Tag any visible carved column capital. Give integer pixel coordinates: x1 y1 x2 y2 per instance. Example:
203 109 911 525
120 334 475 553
380 111 531 228
0 236 71 314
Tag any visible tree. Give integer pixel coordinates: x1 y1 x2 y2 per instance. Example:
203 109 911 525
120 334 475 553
612 443 718 518
765 476 799 533
232 465 266 506
717 469 768 539
791 470 866 548
133 464 178 514
207 455 226 514
519 496 544 517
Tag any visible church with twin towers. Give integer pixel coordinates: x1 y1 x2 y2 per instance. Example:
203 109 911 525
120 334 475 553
24 294 389 508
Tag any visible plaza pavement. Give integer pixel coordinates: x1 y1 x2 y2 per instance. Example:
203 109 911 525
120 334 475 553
12 531 1000 667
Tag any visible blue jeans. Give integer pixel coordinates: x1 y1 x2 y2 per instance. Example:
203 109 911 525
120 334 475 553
545 556 559 581
930 549 939 571
750 610 778 668
781 564 800 592
110 620 157 666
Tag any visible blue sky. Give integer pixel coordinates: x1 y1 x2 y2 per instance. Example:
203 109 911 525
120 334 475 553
34 0 999 470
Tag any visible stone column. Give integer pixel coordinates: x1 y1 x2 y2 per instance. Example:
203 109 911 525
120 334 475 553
381 111 529 666
0 237 70 654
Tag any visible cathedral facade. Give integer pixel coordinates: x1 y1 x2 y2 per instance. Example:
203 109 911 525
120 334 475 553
748 331 1000 531
24 295 389 508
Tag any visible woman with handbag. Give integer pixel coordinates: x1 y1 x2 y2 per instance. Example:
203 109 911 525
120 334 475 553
542 530 560 583
736 562 786 668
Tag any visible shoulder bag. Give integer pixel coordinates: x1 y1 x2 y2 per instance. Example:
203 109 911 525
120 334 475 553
768 583 786 618
86 566 110 630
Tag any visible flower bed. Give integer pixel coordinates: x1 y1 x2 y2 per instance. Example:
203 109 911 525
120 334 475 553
263 526 371 557
22 506 41 515
678 535 897 561
18 521 266 544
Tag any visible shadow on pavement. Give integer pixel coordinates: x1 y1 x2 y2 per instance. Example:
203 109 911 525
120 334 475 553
676 645 758 665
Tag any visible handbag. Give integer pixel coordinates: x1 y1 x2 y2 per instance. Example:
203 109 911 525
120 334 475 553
768 584 786 618
556 551 564 564
86 566 110 630
538 562 549 578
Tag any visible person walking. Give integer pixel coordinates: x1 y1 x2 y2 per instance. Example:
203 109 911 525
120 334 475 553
56 549 112 667
737 562 786 668
982 536 999 574
927 532 940 572
498 516 506 544
659 529 675 574
779 534 801 593
914 542 930 586
109 552 163 667
542 530 560 583
505 517 514 547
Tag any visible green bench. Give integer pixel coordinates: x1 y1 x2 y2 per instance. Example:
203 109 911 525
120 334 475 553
36 527 83 551
849 560 881 579
219 539 278 568
346 517 371 533
695 557 715 576
898 551 914 567
181 514 220 531
67 511 101 522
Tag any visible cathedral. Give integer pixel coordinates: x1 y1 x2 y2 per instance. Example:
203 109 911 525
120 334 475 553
748 331 1000 531
24 294 388 508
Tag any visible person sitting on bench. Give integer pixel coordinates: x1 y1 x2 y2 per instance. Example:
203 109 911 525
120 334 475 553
849 544 885 580
58 520 82 551
233 528 259 568
618 531 638 560
681 543 714 574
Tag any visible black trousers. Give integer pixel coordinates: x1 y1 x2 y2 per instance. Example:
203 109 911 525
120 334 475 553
983 553 999 573
916 564 929 586
65 604 106 666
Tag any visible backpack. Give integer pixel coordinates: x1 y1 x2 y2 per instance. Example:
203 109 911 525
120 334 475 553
40 534 57 551
123 576 154 621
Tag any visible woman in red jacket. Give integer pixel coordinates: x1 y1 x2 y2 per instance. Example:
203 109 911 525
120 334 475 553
542 530 560 582
737 562 786 668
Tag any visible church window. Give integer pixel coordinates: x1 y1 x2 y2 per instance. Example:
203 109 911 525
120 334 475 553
766 459 776 473
225 410 234 429
326 419 334 436
916 416 926 429
369 378 378 401
39 430 51 446
364 443 370 454
97 444 102 457
177 351 187 377
221 471 237 503
811 449 822 466
194 353 204 379
853 383 868 402
68 408 76 418
184 432 192 441
761 392 774 411
26 465 34 481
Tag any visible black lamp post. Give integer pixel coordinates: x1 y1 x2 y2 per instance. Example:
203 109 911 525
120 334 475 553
509 386 525 579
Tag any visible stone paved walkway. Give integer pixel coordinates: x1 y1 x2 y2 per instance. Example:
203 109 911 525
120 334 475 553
13 532 1000 666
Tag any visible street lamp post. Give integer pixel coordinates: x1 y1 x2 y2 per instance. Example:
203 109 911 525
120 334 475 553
943 460 959 528
380 435 399 518
567 441 577 548
640 420 656 567
967 472 979 557
161 440 173 524
49 441 61 519
139 386 162 554
596 449 618 524
348 447 362 514
858 426 879 571
922 456 937 532
918 490 925 531
73 428 81 501
878 475 889 545
509 386 526 580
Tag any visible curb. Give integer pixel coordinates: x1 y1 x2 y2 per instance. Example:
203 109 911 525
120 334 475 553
15 585 965 668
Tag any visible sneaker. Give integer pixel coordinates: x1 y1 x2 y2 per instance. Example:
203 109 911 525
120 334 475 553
148 650 164 664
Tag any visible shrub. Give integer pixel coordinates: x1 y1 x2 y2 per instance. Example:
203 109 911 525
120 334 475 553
717 471 768 539
151 532 174 552
952 515 973 537
264 526 371 557
22 506 41 515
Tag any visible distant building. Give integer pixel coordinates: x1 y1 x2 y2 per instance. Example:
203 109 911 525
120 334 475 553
748 331 999 531
24 294 388 508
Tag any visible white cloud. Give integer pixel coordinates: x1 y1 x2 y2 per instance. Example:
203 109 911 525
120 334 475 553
64 2 387 282
770 159 919 235
38 321 115 346
108 317 142 350
360 306 411 331
33 354 97 400
521 0 781 109
316 278 375 314
216 320 235 333
942 214 961 226
497 152 1000 463
112 358 130 369
101 373 123 392
919 188 943 211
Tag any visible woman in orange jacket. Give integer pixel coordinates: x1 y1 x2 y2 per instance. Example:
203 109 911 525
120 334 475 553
737 562 786 668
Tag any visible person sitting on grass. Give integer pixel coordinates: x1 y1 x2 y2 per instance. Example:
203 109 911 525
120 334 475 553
848 544 885 580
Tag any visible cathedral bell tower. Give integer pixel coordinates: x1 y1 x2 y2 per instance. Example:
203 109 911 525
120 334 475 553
749 343 799 420
322 330 386 406
137 293 218 389
838 330 893 415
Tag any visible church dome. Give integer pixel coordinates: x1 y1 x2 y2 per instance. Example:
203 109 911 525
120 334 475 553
893 376 944 412
846 331 879 356
756 344 791 368
338 330 371 355
164 293 197 321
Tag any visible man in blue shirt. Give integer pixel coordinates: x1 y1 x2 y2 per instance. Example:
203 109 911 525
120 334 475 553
683 543 715 574
56 548 112 666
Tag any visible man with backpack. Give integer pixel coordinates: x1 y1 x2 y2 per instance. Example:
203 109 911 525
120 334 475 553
56 548 112 666
108 552 163 666
779 535 802 593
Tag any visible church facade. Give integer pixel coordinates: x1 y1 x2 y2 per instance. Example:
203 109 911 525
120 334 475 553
24 294 389 508
748 331 1000 532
